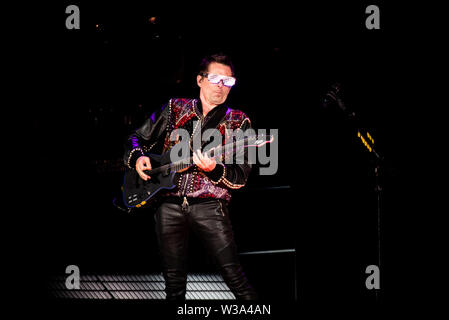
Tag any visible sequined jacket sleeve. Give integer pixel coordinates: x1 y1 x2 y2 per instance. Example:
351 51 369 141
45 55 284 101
123 103 170 169
203 117 252 190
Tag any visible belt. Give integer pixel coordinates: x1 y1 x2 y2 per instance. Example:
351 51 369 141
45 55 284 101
163 196 218 206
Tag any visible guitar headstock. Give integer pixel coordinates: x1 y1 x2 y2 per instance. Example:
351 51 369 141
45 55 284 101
246 134 274 147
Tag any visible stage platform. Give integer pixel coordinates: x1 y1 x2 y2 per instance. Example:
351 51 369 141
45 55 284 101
49 273 235 300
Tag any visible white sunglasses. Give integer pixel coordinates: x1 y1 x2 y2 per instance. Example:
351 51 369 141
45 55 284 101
201 72 236 87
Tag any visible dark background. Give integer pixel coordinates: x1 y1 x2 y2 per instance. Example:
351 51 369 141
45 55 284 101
13 0 441 309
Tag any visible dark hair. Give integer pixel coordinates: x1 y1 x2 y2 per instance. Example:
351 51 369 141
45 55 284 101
199 53 235 77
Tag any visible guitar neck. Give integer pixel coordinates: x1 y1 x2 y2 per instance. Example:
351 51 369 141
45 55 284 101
147 135 267 175
168 138 248 172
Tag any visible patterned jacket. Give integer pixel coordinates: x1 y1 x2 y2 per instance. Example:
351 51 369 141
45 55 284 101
124 98 252 202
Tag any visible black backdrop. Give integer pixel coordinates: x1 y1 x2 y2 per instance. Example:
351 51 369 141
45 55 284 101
14 0 436 310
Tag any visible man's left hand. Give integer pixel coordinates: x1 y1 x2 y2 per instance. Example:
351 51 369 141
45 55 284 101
193 149 216 172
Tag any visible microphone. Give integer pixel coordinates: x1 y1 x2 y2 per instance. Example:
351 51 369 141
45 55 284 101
323 82 346 112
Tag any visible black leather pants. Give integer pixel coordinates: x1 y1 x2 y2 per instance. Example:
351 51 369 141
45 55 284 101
154 198 258 301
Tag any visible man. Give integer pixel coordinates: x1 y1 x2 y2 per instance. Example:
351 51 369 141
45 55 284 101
124 53 257 300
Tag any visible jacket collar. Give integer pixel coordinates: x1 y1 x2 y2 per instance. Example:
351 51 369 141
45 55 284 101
194 99 229 145
195 98 228 122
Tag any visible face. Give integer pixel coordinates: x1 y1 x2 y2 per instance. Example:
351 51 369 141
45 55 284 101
197 62 234 106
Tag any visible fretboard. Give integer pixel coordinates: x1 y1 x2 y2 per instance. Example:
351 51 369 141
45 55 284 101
147 137 251 175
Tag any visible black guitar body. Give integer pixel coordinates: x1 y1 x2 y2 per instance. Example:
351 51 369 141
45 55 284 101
122 152 177 208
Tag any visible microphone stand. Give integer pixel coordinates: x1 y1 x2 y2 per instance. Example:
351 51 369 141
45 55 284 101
324 84 383 300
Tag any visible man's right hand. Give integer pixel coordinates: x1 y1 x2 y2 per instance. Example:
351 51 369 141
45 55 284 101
136 156 152 181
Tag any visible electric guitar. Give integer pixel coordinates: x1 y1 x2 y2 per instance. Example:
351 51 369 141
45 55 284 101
122 134 274 208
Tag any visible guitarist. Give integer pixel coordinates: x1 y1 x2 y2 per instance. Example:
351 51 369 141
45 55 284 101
123 53 258 300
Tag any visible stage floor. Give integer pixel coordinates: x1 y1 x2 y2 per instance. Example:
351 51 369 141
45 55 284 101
49 273 236 300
